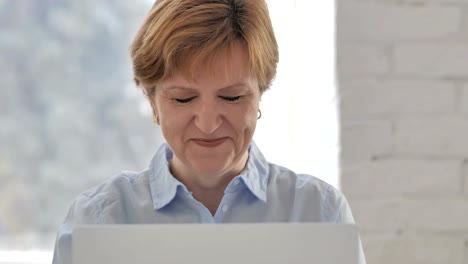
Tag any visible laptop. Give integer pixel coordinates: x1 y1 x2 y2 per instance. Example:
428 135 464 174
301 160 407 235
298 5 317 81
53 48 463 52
72 223 359 264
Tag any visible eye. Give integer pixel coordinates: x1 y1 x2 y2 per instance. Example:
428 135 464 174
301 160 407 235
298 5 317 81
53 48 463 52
219 96 242 102
174 96 196 104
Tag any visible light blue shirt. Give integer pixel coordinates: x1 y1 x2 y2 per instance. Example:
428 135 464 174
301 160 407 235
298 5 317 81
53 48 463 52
53 142 366 263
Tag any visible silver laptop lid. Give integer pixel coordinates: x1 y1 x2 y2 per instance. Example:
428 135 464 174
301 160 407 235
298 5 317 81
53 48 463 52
73 223 359 264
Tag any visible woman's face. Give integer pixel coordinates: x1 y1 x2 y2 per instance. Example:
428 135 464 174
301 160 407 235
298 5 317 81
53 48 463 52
153 42 261 188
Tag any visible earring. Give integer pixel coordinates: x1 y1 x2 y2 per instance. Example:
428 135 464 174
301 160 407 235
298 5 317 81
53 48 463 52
257 109 262 120
154 115 160 125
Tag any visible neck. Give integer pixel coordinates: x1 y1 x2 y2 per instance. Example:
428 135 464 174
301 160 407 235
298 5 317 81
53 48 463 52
175 172 235 216
169 159 248 216
169 152 249 215
190 187 225 216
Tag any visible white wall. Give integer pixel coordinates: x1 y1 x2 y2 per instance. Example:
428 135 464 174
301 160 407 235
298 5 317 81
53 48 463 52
337 1 468 263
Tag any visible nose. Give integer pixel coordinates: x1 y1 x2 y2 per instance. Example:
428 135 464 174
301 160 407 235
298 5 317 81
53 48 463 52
194 100 223 134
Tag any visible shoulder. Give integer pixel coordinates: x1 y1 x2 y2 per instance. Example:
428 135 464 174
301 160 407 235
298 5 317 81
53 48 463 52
266 163 353 222
82 170 150 200
66 170 150 224
53 170 149 264
267 162 334 195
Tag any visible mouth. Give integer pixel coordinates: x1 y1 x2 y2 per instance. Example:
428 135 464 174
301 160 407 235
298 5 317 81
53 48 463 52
192 137 228 148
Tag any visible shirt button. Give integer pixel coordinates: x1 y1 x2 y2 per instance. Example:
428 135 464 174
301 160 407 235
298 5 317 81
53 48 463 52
222 205 229 213
233 179 240 185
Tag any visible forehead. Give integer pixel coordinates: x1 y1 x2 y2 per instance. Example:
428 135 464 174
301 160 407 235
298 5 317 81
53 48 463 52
162 41 255 89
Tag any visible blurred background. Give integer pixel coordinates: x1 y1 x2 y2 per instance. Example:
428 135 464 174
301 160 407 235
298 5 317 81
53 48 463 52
0 0 163 262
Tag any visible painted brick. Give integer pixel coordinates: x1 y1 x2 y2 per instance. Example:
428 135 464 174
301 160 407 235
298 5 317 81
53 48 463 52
350 198 468 232
342 159 462 198
360 0 468 4
395 117 468 157
464 161 468 195
465 242 468 264
337 43 390 77
362 232 464 264
340 79 456 120
394 44 468 77
340 121 393 165
338 2 460 41
336 0 468 261
460 84 468 116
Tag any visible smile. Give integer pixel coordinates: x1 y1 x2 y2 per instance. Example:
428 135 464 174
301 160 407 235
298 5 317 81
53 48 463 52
192 137 228 148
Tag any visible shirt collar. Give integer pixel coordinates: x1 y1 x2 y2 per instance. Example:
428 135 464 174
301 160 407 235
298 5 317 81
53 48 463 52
148 143 185 210
238 142 268 202
148 141 269 210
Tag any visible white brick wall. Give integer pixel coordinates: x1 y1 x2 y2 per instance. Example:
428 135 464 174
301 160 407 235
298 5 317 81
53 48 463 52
363 232 464 264
464 161 468 194
340 79 457 119
338 44 390 77
338 3 461 41
396 117 468 156
337 0 468 263
460 85 468 115
394 44 468 77
341 121 394 165
342 159 462 197
352 198 468 231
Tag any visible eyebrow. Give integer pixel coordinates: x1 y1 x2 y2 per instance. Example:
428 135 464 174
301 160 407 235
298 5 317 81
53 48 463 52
163 82 249 92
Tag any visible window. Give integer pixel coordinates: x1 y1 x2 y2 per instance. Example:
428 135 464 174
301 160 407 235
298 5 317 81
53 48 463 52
1 1 158 262
255 1 338 187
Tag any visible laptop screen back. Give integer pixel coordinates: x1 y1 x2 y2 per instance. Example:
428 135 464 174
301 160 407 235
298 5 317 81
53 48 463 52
72 223 359 264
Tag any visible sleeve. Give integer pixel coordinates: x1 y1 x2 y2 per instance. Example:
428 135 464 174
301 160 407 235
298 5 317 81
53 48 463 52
52 194 100 264
333 191 367 264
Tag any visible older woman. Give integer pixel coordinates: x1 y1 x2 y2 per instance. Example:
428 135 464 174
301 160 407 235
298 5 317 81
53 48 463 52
53 0 365 263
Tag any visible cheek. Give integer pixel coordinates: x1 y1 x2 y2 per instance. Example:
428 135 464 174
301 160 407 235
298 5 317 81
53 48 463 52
238 103 259 130
159 107 193 135
248 100 260 119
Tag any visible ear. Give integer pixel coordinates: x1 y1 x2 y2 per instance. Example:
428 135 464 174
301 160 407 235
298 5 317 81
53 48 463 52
149 98 159 118
146 85 159 116
149 99 160 125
